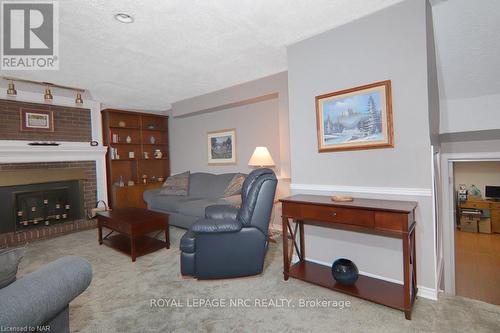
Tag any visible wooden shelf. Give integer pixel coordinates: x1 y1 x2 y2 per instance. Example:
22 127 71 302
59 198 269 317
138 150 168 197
109 126 141 130
109 143 168 146
142 128 168 132
102 109 170 209
111 158 168 162
288 261 405 311
110 143 142 145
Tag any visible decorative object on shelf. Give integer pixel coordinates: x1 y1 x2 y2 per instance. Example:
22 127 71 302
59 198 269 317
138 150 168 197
118 176 125 187
127 180 135 186
331 195 353 202
118 121 126 128
248 146 275 168
142 174 148 184
207 128 236 165
154 149 163 159
28 142 59 146
125 135 132 143
128 151 135 159
20 108 54 132
316 80 393 152
149 135 156 144
157 177 165 182
143 152 149 159
110 147 119 160
468 184 481 199
112 133 119 143
147 123 156 130
331 258 359 285
458 184 468 202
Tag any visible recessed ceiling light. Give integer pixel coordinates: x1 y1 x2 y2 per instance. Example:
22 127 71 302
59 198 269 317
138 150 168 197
114 13 134 24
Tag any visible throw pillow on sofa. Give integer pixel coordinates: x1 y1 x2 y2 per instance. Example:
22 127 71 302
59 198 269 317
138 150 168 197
223 173 246 197
160 171 190 196
0 247 25 288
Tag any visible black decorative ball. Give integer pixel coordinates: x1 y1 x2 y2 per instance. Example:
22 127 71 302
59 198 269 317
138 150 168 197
331 258 359 285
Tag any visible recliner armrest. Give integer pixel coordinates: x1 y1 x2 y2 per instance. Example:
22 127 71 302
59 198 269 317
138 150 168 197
205 205 239 220
191 218 242 234
0 256 92 328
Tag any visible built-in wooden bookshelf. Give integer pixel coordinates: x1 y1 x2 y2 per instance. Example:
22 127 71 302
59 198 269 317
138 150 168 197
101 109 170 208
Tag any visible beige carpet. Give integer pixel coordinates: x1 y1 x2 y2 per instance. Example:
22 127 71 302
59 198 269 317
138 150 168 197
18 227 500 333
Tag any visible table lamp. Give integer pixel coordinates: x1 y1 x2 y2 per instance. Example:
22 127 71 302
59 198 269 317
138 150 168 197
248 146 275 168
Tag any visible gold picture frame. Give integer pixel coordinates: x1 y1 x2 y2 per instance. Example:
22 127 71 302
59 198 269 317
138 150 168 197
315 80 393 152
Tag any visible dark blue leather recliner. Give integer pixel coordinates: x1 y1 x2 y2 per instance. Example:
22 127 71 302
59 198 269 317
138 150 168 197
180 168 277 279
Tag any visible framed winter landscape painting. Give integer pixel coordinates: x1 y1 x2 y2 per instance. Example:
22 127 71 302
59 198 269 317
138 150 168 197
207 129 236 165
315 80 393 152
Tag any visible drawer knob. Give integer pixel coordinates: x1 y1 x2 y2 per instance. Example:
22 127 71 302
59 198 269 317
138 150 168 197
332 212 337 217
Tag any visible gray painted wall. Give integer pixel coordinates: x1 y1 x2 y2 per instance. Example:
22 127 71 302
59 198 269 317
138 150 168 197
287 0 436 290
426 1 441 146
170 98 281 175
171 72 290 177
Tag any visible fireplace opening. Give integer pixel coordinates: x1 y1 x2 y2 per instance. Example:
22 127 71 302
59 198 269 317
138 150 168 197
0 167 91 235
0 180 84 233
14 181 83 231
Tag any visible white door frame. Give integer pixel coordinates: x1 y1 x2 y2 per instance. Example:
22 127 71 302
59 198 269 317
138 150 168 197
440 152 500 295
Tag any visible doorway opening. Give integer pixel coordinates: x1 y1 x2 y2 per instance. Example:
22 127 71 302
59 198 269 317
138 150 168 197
452 161 500 305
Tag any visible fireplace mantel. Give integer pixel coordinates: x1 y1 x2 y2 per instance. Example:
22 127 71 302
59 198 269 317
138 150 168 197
0 141 108 204
0 141 107 163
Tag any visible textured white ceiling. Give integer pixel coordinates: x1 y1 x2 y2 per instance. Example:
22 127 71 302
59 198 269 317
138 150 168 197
0 0 403 110
432 0 500 100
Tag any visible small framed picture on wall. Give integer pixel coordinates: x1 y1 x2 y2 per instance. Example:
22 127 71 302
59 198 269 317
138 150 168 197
207 128 236 165
20 108 54 132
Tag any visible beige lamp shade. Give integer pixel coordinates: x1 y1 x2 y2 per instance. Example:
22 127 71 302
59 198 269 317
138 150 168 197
248 146 275 167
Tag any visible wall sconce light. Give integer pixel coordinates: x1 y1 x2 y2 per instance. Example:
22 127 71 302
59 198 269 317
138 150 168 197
75 92 83 105
7 81 17 96
44 87 53 101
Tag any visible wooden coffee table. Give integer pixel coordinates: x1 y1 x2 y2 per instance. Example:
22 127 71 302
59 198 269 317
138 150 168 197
96 208 169 262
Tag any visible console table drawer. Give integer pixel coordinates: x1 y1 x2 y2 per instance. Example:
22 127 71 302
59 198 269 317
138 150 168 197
460 201 490 209
283 203 374 227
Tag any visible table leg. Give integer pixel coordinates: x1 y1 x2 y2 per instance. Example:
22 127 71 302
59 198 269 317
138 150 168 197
98 219 103 245
299 220 305 261
131 235 137 262
403 232 411 320
165 226 170 249
282 216 289 281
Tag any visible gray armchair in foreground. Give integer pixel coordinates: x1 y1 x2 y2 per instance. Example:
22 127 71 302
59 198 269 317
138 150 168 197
180 168 277 279
0 256 92 333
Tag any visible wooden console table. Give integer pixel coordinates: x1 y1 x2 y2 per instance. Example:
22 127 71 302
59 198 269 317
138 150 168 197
280 194 417 320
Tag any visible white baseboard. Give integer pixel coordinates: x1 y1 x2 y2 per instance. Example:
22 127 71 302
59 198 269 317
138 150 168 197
297 257 438 301
290 183 432 197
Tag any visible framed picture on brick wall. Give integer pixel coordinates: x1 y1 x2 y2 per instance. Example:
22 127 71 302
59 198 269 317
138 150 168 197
20 109 54 132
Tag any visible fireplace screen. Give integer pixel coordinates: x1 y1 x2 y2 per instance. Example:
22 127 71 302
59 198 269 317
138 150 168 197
16 188 72 228
0 180 83 233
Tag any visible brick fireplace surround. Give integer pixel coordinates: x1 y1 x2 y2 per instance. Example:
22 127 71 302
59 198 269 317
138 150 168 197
0 98 107 248
0 161 98 247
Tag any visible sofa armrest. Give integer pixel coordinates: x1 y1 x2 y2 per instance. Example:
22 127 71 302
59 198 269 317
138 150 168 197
218 195 242 207
205 205 239 220
191 218 242 234
0 256 92 328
